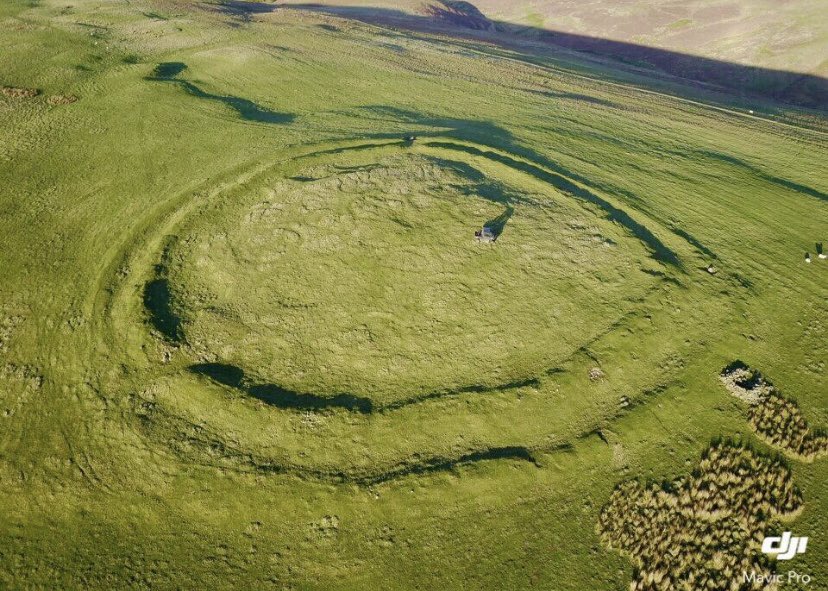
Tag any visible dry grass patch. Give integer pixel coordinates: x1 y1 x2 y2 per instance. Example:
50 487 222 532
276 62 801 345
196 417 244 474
47 94 78 105
749 392 828 462
599 441 801 591
1 86 39 99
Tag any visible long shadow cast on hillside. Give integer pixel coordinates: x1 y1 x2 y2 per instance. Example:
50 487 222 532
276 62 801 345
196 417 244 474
189 362 539 414
147 62 294 124
335 103 827 264
694 150 827 203
235 1 828 111
362 106 732 260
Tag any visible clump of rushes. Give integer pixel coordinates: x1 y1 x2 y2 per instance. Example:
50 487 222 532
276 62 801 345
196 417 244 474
598 441 801 591
749 392 828 461
720 362 828 461
1 86 39 98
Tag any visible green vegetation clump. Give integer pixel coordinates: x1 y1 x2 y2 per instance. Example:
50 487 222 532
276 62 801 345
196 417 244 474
598 441 802 591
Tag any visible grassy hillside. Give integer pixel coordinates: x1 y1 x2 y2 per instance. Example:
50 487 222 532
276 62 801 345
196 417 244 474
276 0 828 110
472 0 828 76
277 0 828 75
0 0 826 589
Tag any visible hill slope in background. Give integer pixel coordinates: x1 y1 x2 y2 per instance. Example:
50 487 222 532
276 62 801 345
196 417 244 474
470 0 828 76
279 0 828 76
273 0 828 109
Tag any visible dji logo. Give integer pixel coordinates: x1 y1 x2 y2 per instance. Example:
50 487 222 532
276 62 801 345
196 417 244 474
762 532 808 560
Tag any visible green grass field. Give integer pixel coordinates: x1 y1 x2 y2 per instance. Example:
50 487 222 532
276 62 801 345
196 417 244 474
1 0 826 589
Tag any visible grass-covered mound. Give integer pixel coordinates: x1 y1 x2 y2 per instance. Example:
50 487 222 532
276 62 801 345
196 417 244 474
164 150 657 400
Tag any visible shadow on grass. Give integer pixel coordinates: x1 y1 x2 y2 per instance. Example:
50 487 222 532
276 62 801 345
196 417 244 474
527 88 619 109
426 139 682 267
242 443 548 485
351 104 672 203
483 206 514 239
241 2 828 111
189 362 540 414
428 156 534 239
143 278 182 342
147 62 294 124
285 107 687 264
190 363 373 413
695 150 827 203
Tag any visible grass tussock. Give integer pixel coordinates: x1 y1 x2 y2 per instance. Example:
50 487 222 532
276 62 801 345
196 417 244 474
598 441 801 591
47 94 78 105
1 86 39 99
749 392 828 461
